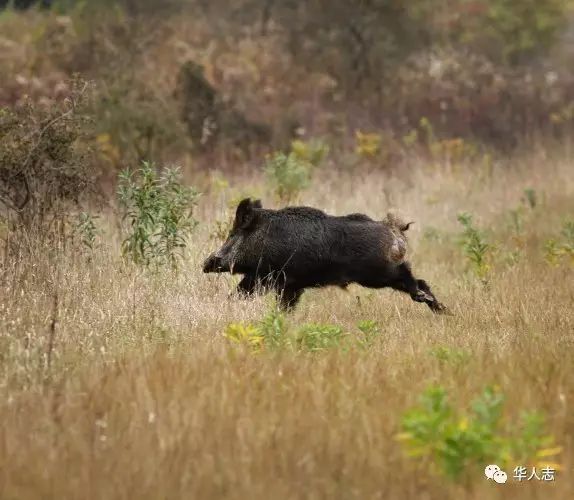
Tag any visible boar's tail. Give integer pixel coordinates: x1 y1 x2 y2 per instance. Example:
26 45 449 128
383 212 414 264
383 212 414 233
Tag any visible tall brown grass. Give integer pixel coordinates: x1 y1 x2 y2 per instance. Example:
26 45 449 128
0 147 573 499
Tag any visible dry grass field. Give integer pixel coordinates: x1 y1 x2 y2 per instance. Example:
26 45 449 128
1 146 573 499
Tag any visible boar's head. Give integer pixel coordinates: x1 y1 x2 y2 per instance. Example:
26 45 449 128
202 198 263 274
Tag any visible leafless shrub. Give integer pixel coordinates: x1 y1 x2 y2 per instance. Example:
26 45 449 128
0 78 98 250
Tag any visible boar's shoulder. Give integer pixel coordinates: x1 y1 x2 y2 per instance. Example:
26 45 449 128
273 206 328 220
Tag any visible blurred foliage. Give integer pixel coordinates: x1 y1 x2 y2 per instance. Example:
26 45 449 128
49 0 184 17
94 77 189 169
1 0 573 174
296 324 348 352
544 220 574 266
224 309 289 353
399 385 561 481
457 212 493 282
264 151 312 203
176 61 271 154
0 78 96 228
290 138 329 167
224 312 381 353
264 138 327 202
355 131 382 159
411 0 569 64
74 211 99 251
430 346 472 367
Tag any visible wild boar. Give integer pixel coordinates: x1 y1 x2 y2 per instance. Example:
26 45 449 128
203 198 448 313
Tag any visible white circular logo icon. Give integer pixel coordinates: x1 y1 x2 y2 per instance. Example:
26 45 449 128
485 464 500 480
493 470 508 484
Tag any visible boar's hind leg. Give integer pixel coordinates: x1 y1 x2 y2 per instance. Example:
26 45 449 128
416 279 449 314
392 264 448 314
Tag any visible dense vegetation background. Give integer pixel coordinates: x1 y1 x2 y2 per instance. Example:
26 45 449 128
2 0 574 174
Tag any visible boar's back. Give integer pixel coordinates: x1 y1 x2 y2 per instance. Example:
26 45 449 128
251 207 397 286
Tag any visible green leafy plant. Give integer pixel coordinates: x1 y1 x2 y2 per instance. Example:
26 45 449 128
290 138 329 167
75 212 99 251
257 308 290 350
264 152 312 203
355 130 382 158
544 220 574 266
224 309 290 352
356 320 380 349
223 313 378 353
399 385 561 481
522 188 537 209
118 161 199 268
483 0 567 64
296 323 347 352
224 323 264 352
429 346 471 367
457 212 493 281
508 207 525 235
561 220 574 249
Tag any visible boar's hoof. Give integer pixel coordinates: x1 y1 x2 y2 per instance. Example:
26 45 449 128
430 301 452 315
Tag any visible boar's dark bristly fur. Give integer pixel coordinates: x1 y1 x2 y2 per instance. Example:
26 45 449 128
203 198 448 313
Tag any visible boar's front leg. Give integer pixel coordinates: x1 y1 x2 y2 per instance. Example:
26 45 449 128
236 274 258 298
277 286 304 311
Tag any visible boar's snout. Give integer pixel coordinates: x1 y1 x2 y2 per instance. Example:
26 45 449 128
202 253 228 273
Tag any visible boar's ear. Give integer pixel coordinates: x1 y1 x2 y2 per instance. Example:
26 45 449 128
235 198 258 230
400 221 415 232
252 199 263 209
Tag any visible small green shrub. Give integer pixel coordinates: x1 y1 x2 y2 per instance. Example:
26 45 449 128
224 313 378 353
429 346 471 367
224 309 290 352
118 161 199 268
0 79 95 229
507 188 538 235
264 152 312 204
544 220 574 267
224 323 264 352
457 212 493 281
257 308 290 350
522 188 537 209
290 138 329 167
399 385 561 481
356 320 380 349
296 324 347 352
75 212 99 251
508 207 525 235
355 130 383 159
482 0 568 64
561 220 574 248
